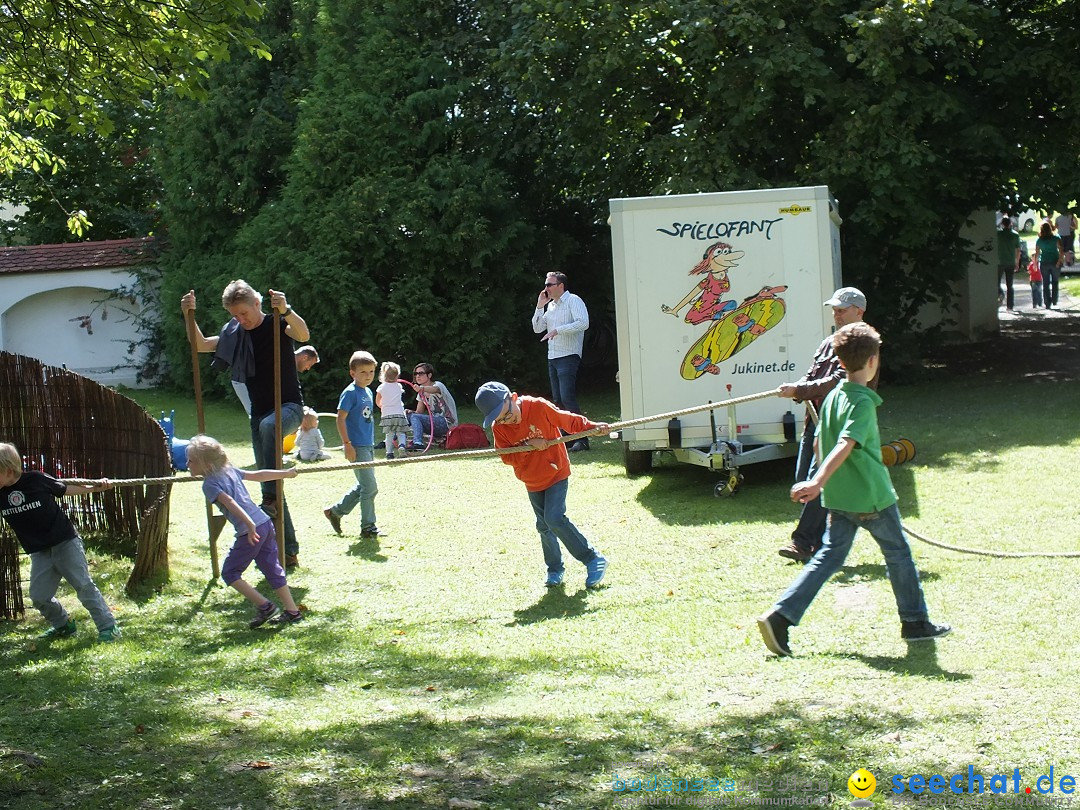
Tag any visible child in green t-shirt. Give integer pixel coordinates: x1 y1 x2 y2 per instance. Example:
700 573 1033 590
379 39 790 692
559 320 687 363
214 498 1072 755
758 322 950 656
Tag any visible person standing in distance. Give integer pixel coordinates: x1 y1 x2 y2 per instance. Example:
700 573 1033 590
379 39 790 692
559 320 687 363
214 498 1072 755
1055 209 1076 260
775 287 876 563
532 271 591 451
996 216 1022 312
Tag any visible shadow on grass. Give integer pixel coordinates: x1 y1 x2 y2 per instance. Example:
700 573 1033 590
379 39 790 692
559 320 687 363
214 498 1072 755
508 586 593 626
0 671 984 810
347 536 388 563
824 642 971 681
171 578 220 617
0 548 989 810
830 563 942 586
634 457 793 527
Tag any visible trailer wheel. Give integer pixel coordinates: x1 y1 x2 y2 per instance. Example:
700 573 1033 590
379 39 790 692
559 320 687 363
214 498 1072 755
713 471 743 498
623 446 653 476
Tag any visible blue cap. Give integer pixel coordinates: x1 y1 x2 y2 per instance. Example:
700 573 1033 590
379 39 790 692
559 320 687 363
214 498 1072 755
475 381 511 429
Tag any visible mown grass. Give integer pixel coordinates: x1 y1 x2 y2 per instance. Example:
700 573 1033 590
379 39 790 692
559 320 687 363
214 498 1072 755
2 371 1080 809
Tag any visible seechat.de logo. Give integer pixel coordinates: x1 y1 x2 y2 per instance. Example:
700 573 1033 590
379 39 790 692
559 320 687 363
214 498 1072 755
848 768 876 806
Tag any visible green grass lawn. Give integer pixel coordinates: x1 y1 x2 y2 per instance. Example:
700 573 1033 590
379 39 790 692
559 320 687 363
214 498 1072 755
2 378 1080 809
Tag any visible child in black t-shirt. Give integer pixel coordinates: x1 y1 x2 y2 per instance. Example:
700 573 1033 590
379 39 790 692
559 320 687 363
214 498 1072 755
0 442 121 642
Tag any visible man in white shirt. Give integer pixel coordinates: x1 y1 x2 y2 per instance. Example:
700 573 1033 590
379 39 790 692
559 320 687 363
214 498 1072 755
532 272 591 451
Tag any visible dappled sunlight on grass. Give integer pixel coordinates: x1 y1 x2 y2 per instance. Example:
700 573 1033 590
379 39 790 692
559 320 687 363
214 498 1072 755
3 380 1080 807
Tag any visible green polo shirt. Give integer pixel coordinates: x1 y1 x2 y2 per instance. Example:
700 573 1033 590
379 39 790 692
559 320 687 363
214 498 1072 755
816 381 897 513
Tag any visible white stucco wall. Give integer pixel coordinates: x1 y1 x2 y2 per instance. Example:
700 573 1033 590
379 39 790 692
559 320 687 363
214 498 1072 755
916 208 999 340
0 202 27 221
0 268 151 387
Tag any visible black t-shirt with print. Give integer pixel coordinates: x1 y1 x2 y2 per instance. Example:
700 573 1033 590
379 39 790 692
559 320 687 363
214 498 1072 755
0 471 75 553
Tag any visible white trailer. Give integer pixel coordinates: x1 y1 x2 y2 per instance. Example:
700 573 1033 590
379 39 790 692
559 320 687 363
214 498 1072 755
609 186 843 496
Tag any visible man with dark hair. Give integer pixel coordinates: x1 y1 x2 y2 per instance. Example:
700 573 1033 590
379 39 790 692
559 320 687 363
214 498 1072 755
997 216 1021 311
294 345 320 372
532 271 591 451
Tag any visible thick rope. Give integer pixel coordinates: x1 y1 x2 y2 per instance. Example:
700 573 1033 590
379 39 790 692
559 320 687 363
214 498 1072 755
71 383 1077 560
902 525 1080 559
65 389 781 486
808 401 1078 557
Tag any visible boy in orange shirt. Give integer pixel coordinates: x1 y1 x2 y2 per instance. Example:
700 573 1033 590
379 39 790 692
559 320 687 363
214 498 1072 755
475 381 610 588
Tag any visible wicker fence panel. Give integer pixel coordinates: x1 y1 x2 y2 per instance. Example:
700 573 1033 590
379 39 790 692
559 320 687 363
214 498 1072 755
0 351 172 619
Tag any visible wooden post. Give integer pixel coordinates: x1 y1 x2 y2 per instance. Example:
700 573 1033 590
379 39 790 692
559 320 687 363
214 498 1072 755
186 308 225 579
273 310 285 567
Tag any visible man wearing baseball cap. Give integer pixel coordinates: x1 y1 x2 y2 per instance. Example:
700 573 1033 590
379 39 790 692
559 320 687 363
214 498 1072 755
774 286 877 562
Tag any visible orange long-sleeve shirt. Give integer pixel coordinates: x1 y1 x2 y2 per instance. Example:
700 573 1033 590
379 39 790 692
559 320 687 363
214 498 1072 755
493 396 597 492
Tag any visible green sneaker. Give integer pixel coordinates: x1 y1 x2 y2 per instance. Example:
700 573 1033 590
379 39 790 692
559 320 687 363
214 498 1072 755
40 619 77 640
97 625 122 643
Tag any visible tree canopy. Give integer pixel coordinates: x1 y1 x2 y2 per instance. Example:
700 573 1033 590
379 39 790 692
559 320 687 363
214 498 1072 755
483 0 1057 337
0 0 267 231
6 0 1080 387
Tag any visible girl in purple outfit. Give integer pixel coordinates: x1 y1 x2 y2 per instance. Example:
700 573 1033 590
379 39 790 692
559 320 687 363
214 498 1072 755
186 435 303 628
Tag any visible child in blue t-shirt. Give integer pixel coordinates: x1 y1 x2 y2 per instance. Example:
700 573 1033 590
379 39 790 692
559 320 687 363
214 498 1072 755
186 435 303 628
758 323 950 656
323 351 380 538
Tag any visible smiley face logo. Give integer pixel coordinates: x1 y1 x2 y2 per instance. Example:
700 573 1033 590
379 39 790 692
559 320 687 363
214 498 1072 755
848 768 876 799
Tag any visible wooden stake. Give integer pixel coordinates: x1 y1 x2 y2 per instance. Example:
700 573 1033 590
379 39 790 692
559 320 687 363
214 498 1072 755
273 310 285 567
186 308 223 579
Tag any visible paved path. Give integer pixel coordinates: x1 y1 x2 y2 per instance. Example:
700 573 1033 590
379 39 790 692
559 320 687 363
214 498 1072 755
998 269 1075 320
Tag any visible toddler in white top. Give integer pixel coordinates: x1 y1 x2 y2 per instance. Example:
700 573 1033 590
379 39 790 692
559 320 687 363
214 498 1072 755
295 406 331 461
376 362 409 459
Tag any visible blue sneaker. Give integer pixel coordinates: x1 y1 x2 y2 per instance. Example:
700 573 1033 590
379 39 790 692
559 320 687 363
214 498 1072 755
585 555 608 588
545 570 564 587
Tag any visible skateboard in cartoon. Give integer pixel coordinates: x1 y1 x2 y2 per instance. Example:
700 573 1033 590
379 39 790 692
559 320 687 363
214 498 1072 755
680 285 788 379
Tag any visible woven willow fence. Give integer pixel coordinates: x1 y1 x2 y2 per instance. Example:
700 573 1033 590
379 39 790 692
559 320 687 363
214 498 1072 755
0 352 172 619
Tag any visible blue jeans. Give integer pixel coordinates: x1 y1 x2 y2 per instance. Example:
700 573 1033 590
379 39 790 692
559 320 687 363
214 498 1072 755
774 503 929 625
330 445 378 530
790 421 827 551
1041 261 1060 306
30 537 116 632
548 353 587 447
526 477 599 574
1031 282 1044 308
548 354 582 413
408 412 448 445
251 402 302 555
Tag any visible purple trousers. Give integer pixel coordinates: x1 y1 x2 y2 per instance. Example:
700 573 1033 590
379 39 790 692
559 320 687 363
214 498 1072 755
221 520 287 590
